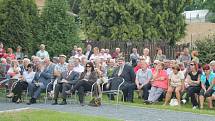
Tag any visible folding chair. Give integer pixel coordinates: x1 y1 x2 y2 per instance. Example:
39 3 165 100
69 81 97 104
101 77 125 104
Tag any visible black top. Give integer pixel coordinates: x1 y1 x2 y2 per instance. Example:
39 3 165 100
188 70 201 86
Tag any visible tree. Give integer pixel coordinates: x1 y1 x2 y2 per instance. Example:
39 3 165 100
39 0 81 57
67 0 81 14
0 0 39 54
185 0 205 11
80 0 186 44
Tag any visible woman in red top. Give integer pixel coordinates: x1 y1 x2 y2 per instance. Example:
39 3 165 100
145 62 168 104
4 48 16 59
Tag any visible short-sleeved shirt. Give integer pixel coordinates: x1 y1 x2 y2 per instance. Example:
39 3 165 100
200 72 215 90
136 68 152 85
54 63 68 73
36 50 49 59
169 71 185 87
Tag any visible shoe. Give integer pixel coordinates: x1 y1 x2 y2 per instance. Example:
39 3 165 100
59 101 67 105
192 106 198 109
181 99 186 104
65 90 71 94
27 98 33 105
16 98 22 104
144 100 150 104
6 93 14 98
80 103 84 106
52 102 58 105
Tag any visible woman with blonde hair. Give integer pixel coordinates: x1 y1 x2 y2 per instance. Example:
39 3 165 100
164 64 185 106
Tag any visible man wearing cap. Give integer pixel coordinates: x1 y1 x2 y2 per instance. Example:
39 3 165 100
51 54 68 94
36 44 49 59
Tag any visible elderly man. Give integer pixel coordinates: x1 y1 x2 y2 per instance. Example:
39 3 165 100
51 55 68 95
210 60 215 73
111 48 122 59
130 48 140 67
180 48 191 68
111 57 136 102
135 60 152 100
52 63 79 105
27 59 54 105
73 58 84 74
85 44 93 60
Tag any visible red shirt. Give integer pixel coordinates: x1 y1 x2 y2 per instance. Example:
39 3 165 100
151 69 168 90
4 53 16 60
134 64 141 73
0 48 6 58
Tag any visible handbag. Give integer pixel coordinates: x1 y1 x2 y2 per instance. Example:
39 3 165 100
88 97 101 107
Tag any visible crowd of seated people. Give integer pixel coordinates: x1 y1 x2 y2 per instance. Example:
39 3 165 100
0 41 215 110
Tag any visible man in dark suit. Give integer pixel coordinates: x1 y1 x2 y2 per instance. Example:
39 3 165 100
52 63 79 105
27 58 55 105
112 57 136 102
85 44 93 60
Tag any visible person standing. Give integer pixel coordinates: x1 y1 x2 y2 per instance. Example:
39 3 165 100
36 44 49 59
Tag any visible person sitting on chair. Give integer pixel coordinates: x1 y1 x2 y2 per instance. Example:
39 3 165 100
111 57 136 102
27 60 53 105
6 64 35 103
66 62 98 106
52 63 79 105
135 60 152 101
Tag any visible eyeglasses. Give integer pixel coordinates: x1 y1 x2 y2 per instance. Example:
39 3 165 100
86 66 91 68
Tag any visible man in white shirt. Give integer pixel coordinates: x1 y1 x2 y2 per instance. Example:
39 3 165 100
73 58 84 73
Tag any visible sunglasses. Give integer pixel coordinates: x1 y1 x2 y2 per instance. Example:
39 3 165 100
190 64 194 66
86 66 91 68
204 69 210 71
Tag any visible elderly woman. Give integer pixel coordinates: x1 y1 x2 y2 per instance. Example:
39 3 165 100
142 48 151 65
4 48 16 59
145 62 168 104
36 44 49 59
164 64 185 106
153 48 166 62
67 62 98 106
199 65 215 109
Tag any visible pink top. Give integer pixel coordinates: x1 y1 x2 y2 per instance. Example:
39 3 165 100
151 69 168 90
3 53 16 59
0 48 6 58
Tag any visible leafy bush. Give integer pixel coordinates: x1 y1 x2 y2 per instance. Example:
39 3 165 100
195 36 215 64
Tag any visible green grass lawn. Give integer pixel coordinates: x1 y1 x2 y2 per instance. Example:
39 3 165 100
101 93 215 116
0 109 121 121
0 88 215 116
